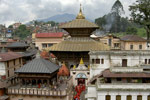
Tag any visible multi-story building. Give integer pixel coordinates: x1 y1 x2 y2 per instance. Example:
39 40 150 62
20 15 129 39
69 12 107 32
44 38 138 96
86 50 150 100
35 32 64 50
0 52 23 99
99 34 121 50
120 35 147 50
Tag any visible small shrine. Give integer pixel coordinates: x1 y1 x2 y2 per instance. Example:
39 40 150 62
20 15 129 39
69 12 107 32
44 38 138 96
70 58 90 86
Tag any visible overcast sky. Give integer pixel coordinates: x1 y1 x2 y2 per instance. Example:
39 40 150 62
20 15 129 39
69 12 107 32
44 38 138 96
0 0 136 26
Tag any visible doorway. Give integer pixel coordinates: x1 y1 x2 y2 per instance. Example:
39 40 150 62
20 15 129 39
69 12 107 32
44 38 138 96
122 59 127 67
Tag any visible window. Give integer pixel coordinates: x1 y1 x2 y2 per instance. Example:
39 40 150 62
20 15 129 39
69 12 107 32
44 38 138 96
139 45 142 50
114 43 119 48
122 59 127 67
13 59 15 65
101 59 104 64
14 68 16 71
116 95 121 100
92 59 94 64
127 95 132 100
130 45 133 50
87 72 90 75
137 95 142 100
7 70 9 77
145 59 147 64
7 61 9 68
106 95 111 100
108 39 112 46
149 59 150 64
96 59 100 64
148 59 150 64
116 78 122 81
42 44 47 48
48 43 53 47
19 58 21 64
73 72 76 74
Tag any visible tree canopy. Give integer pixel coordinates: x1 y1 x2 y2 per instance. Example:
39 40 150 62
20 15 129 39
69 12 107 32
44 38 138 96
129 0 150 40
13 24 31 39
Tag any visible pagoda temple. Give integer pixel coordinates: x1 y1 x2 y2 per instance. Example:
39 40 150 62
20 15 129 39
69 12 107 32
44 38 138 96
48 5 110 67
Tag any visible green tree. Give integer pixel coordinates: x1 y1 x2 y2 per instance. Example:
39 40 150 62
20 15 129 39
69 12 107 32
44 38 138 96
129 0 150 40
13 24 31 39
126 27 137 35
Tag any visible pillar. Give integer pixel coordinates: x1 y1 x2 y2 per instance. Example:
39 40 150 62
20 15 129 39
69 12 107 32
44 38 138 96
98 95 105 100
142 95 147 100
121 95 127 100
132 95 137 100
111 95 116 100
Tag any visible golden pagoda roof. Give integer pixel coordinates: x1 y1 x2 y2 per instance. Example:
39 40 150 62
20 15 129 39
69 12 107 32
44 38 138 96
59 5 99 29
59 19 99 29
47 37 110 52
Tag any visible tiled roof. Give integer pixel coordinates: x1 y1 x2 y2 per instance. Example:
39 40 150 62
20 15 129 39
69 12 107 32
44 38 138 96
0 52 22 61
58 64 69 76
40 50 50 59
35 32 64 38
15 58 60 74
7 42 29 48
47 37 110 51
102 69 150 78
121 35 147 42
59 19 99 29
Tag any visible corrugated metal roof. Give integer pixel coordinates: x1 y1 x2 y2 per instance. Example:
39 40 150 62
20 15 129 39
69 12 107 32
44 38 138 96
7 42 29 48
121 35 147 42
47 37 110 52
36 32 64 38
15 58 60 74
59 19 99 29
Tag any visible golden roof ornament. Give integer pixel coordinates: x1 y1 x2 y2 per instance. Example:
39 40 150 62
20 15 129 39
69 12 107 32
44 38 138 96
76 4 85 19
80 58 84 64
73 65 76 69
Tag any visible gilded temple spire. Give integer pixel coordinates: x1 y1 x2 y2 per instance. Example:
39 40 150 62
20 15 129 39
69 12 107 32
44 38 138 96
76 4 85 19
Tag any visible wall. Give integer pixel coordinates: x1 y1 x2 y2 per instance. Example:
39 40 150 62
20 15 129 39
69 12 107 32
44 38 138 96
0 62 5 76
121 41 147 50
35 37 64 50
89 51 150 77
9 95 67 100
90 54 110 78
5 58 22 79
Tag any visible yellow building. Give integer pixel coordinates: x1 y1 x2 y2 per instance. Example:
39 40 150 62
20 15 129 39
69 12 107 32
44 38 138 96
99 34 121 50
35 32 64 50
0 52 23 99
120 35 147 50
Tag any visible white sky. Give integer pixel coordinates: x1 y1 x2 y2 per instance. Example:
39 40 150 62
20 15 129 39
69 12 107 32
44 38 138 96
0 0 136 26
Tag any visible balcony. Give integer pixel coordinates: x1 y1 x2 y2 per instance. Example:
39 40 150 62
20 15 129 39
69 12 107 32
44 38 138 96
7 85 68 96
97 83 150 90
110 66 143 72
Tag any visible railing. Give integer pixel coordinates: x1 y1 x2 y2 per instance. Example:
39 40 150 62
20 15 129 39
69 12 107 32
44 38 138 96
110 66 143 72
7 88 67 96
97 83 150 90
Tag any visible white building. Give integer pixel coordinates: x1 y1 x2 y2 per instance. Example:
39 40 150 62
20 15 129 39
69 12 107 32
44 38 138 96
86 50 150 100
70 58 90 86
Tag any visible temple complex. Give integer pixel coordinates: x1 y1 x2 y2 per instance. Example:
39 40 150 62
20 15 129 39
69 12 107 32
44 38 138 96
48 5 110 67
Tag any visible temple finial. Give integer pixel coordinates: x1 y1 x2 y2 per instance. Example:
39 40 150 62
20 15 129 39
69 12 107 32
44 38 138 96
80 58 84 64
76 4 85 19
